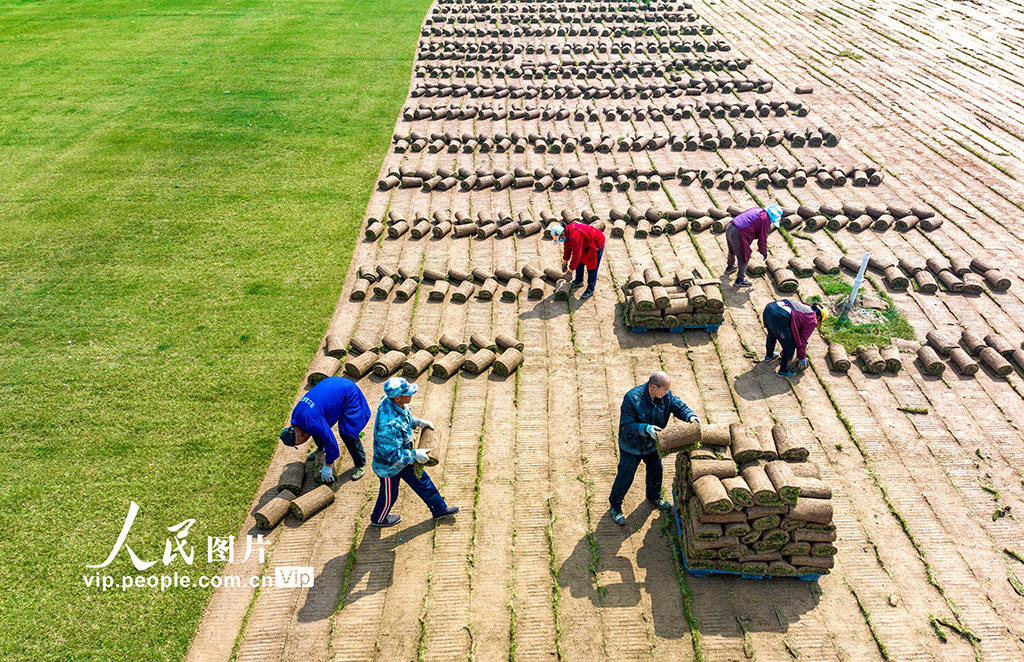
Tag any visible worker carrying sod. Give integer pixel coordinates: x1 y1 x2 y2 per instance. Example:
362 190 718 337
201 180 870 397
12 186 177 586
761 299 828 377
280 376 371 484
610 371 700 525
551 221 606 299
724 203 783 288
369 377 459 527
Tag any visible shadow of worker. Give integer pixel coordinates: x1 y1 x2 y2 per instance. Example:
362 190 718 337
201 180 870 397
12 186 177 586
297 517 435 622
558 508 653 609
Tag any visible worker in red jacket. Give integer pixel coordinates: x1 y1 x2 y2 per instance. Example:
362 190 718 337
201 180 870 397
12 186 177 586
725 204 782 287
551 222 606 299
762 299 828 376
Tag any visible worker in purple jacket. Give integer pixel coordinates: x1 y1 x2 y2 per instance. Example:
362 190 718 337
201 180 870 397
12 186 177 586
725 204 783 287
762 300 828 376
279 377 372 484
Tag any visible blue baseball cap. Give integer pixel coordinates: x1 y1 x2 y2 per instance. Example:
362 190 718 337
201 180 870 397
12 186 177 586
765 204 783 226
384 376 418 398
280 426 297 447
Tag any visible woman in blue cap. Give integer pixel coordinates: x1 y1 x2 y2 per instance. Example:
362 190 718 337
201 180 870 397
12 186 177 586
369 377 459 527
725 204 782 287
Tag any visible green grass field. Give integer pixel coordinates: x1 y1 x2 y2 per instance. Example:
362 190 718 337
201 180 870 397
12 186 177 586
0 1 429 659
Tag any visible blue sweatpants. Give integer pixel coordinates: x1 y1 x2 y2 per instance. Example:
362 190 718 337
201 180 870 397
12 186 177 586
371 464 448 524
573 247 605 291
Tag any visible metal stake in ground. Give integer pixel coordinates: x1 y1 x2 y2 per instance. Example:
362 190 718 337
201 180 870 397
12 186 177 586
836 252 870 321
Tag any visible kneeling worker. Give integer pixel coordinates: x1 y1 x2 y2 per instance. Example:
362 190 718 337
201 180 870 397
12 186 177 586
610 371 700 525
762 299 827 377
370 377 459 527
280 376 371 484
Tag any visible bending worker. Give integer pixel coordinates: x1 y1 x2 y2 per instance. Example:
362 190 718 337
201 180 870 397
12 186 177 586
280 376 371 484
725 204 783 287
370 377 459 527
762 299 828 377
610 371 700 525
551 221 606 299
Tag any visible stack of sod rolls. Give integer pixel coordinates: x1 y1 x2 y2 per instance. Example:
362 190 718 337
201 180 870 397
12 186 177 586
671 422 836 577
621 267 725 328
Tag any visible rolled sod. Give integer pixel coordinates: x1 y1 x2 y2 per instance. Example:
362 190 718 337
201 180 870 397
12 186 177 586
432 221 453 239
789 461 821 479
985 333 1015 358
701 422 732 447
494 268 519 283
702 285 724 311
770 268 798 292
827 344 851 372
857 345 886 374
811 543 838 557
344 352 377 378
451 280 476 302
730 424 762 464
768 561 797 576
760 528 790 546
255 490 297 530
411 334 440 355
690 497 746 524
381 333 410 354
521 264 544 281
657 420 702 456
789 554 834 570
693 475 734 513
554 279 571 301
421 267 447 283
984 269 1012 291
796 477 833 499
493 348 525 377
917 345 946 375
365 221 385 241
690 459 738 481
651 285 670 309
278 462 305 495
402 349 435 378
883 266 909 291
501 279 525 301
528 277 545 300
373 276 396 299
781 517 806 532
949 347 979 375
689 505 724 540
914 270 938 294
741 464 783 506
470 333 496 352
463 348 497 374
781 542 812 556
478 278 499 300
356 264 376 282
764 461 801 504
788 257 814 277
439 333 467 353
372 350 407 377
632 285 655 310
351 279 369 301
789 497 833 525
979 347 1013 376
307 354 340 386
937 270 964 292
722 475 754 507
325 335 348 359
724 521 751 538
447 266 471 283
289 484 336 521
432 351 467 379
752 515 781 531
746 253 767 277
495 333 524 352
879 345 902 373
794 528 837 542
394 278 420 301
741 562 769 575
429 281 450 301
741 530 762 545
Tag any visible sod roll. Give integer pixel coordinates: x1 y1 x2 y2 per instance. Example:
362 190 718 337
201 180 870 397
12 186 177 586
770 268 798 292
657 421 702 456
554 279 571 301
983 269 1011 291
451 280 476 302
395 278 419 301
411 334 440 355
255 490 297 530
402 349 435 378
381 333 410 354
690 460 738 481
344 351 377 378
693 475 734 513
690 497 747 524
796 477 833 499
501 279 525 301
788 257 814 277
722 476 754 507
493 348 524 377
729 424 761 464
764 461 801 504
741 464 782 506
633 285 655 310
789 497 833 525
307 354 340 386
701 422 732 447
278 462 305 495
429 281 450 301
927 329 958 356
794 529 837 542
372 350 407 377
985 333 1015 358
914 270 938 294
979 347 1012 376
463 348 497 374
826 344 851 372
856 345 885 374
325 335 348 359
528 277 545 299
702 285 724 311
757 425 779 460
477 278 499 300
289 484 336 521
470 333 496 352
690 506 724 541
373 276 396 299
432 351 467 379
949 347 979 375
439 333 467 353
495 333 524 352
789 554 834 570
883 265 909 291
351 279 369 301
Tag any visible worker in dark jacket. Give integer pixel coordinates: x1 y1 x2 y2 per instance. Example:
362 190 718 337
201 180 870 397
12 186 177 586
725 204 782 287
762 299 827 377
551 222 606 299
279 377 371 484
610 371 699 525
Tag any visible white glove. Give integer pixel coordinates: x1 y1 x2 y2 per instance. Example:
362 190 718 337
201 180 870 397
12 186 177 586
687 416 701 426
645 425 662 440
415 449 430 464
418 418 435 430
319 464 334 483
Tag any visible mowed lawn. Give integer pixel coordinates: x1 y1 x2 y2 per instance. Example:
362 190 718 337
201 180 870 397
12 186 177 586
0 0 429 659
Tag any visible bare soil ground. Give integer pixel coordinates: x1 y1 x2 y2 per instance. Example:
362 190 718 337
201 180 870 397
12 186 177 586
186 1 1024 660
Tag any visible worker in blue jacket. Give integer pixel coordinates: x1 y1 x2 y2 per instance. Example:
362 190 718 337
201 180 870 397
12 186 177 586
369 377 459 527
610 371 699 525
279 377 371 484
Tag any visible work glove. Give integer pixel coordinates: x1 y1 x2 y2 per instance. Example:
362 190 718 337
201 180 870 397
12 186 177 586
319 464 335 484
645 425 662 441
418 418 435 430
415 449 431 464
687 415 701 426
562 260 570 273
797 358 809 371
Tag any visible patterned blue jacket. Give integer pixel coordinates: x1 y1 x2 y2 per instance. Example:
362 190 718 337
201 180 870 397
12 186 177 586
618 381 696 455
371 395 425 477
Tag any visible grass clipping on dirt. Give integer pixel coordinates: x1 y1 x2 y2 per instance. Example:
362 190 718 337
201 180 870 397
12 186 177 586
810 282 915 353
